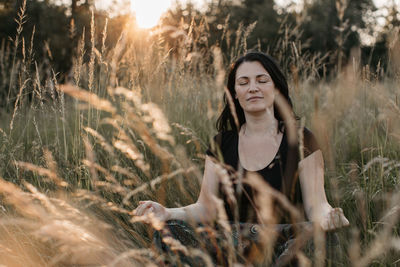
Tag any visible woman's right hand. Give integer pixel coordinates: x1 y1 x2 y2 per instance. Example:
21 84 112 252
133 201 170 222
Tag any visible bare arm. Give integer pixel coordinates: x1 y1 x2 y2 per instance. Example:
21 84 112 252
134 156 219 224
299 150 349 230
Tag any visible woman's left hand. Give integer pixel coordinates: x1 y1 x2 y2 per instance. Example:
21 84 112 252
133 200 170 222
317 204 349 231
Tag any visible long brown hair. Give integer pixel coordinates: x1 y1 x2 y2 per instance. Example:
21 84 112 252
216 52 294 133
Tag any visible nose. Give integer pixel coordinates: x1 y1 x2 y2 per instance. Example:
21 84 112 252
248 80 259 93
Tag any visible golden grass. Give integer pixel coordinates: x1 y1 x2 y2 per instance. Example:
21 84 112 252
0 2 399 266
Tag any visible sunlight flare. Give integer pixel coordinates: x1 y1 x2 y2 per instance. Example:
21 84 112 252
130 0 172 29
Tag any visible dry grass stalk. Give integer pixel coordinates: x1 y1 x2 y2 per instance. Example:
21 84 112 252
43 149 62 183
172 122 204 150
82 135 99 187
100 18 108 62
109 249 157 267
0 127 7 138
32 116 43 146
111 165 141 186
84 127 116 156
188 248 215 267
15 161 67 188
74 29 85 87
298 118 305 161
81 159 128 195
224 86 240 131
35 218 114 266
130 212 165 231
245 172 279 265
122 103 174 161
82 160 118 184
23 182 60 217
0 177 47 219
0 219 47 266
212 46 226 88
0 177 139 266
7 0 26 104
109 29 128 87
73 189 132 216
33 61 43 107
123 168 193 205
354 191 400 267
213 195 235 265
113 139 150 176
313 225 326 267
58 84 116 114
110 86 142 107
162 236 190 255
88 10 95 94
242 21 257 53
93 180 126 194
141 102 175 145
244 171 311 266
101 113 147 175
215 163 236 208
9 78 29 132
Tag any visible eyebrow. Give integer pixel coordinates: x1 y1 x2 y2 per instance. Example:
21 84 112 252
236 74 271 80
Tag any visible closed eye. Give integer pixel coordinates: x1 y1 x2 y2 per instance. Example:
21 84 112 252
257 74 271 83
237 78 249 85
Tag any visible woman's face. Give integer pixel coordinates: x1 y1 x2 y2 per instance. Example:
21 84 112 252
234 61 276 115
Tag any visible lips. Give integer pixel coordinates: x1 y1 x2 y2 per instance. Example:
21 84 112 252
247 96 263 101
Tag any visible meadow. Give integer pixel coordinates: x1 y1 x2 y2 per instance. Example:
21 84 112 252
0 2 399 266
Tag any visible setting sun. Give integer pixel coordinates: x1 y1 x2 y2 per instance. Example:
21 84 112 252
131 0 173 29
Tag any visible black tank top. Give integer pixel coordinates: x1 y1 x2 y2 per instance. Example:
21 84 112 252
206 127 319 223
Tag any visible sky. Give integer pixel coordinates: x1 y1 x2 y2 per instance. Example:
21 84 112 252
95 0 398 29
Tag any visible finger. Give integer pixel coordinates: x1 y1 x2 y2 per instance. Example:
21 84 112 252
340 213 350 227
140 203 154 216
143 206 154 216
135 201 152 216
320 219 329 231
133 202 144 215
333 208 349 227
324 211 338 231
328 209 349 229
336 208 349 226
326 217 335 231
133 205 143 216
332 210 340 228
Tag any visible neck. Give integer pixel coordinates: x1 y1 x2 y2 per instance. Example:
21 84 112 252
242 108 278 136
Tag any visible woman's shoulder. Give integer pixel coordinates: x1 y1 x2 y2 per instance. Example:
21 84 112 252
214 130 237 142
206 130 237 158
212 130 238 150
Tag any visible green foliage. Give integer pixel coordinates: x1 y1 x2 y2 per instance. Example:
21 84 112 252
300 0 376 73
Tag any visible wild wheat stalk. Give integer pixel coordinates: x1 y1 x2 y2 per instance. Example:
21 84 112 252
88 11 96 128
7 0 26 108
9 78 29 133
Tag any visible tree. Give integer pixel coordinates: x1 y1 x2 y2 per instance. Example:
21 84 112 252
364 1 400 75
300 0 376 73
232 0 280 50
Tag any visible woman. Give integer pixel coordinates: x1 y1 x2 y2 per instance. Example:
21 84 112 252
134 52 349 263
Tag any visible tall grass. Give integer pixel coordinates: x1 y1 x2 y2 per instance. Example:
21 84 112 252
0 2 399 266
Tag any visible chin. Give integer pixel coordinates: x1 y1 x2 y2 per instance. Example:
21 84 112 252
245 106 268 114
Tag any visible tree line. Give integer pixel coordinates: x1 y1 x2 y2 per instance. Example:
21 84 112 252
0 0 398 104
